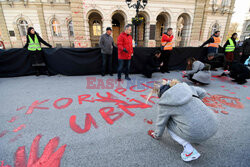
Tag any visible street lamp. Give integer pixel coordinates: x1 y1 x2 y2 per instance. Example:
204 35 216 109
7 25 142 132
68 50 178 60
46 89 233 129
125 0 148 46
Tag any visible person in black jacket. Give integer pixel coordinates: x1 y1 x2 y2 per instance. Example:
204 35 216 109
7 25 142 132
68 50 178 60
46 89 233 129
222 62 250 84
24 27 52 76
143 50 164 78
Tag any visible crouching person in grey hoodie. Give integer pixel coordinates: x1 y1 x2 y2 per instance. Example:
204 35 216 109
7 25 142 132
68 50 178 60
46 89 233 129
148 79 218 162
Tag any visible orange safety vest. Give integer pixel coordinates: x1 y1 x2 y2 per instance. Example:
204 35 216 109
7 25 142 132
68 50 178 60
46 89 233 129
161 34 173 50
208 36 221 48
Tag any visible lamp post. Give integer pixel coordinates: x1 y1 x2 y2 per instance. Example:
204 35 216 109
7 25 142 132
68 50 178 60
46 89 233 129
125 0 148 47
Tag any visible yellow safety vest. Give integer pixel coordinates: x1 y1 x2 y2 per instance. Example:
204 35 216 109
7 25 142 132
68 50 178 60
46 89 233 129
28 35 41 51
225 38 235 52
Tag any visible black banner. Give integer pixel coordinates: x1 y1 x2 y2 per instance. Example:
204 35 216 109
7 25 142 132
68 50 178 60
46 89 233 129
0 47 222 77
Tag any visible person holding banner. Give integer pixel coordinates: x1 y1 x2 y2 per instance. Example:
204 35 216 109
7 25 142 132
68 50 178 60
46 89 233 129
223 33 237 70
161 28 174 73
24 27 52 76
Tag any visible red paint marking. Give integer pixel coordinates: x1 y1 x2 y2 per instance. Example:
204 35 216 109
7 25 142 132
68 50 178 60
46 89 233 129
13 124 26 132
215 95 244 109
9 134 22 143
16 106 26 111
221 110 229 115
53 98 73 109
129 85 148 92
203 94 244 109
234 87 240 89
0 161 11 167
0 130 8 138
185 152 193 157
78 94 95 104
211 79 215 81
114 88 127 97
8 116 18 123
140 95 158 104
247 97 250 100
14 134 66 167
243 85 248 87
94 92 152 117
126 98 130 100
229 92 236 94
212 109 219 113
26 99 49 115
223 89 229 91
99 107 124 125
220 86 225 88
141 83 154 89
144 119 153 124
69 114 98 134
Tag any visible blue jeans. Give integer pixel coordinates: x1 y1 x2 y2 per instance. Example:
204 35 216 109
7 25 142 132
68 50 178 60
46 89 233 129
117 59 131 79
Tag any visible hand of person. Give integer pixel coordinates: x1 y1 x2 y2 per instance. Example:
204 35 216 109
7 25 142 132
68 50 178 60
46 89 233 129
148 130 159 140
49 45 52 48
160 62 163 67
123 48 128 53
131 54 133 57
239 52 242 55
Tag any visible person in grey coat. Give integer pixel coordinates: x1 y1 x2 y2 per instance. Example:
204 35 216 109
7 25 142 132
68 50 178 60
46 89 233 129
148 79 218 162
99 27 114 76
184 57 211 85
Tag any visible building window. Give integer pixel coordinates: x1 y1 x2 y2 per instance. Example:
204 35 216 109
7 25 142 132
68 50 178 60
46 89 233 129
93 20 101 36
18 20 28 37
51 19 61 37
68 20 74 37
211 23 219 35
246 25 250 31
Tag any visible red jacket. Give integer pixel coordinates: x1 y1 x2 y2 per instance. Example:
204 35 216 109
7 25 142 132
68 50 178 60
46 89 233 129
117 32 133 60
161 34 174 43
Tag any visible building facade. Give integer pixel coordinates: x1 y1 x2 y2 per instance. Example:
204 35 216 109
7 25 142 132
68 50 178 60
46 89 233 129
240 8 250 41
0 0 235 49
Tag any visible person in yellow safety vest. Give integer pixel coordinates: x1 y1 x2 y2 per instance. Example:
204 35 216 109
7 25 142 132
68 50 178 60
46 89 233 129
200 31 221 71
223 33 237 70
24 27 52 76
161 28 174 73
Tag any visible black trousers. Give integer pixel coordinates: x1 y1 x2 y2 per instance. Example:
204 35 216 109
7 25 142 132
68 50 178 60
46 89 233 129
101 53 112 74
29 50 49 75
160 50 171 72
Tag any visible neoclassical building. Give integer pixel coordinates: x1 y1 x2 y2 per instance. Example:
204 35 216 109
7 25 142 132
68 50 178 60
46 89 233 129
0 0 235 49
240 8 250 41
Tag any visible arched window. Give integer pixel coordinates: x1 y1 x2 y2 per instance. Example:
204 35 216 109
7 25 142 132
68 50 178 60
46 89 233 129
211 23 219 35
51 19 61 37
18 19 28 37
246 24 250 31
92 20 101 36
68 20 74 37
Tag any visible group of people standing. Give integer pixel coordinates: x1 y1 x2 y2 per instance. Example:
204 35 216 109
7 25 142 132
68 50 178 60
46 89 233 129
23 25 249 84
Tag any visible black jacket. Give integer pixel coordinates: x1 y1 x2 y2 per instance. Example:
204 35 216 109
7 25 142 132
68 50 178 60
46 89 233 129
23 33 52 48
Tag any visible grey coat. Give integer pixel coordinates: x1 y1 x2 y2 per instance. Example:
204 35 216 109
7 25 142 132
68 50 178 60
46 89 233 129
186 61 211 84
154 83 218 143
99 33 114 55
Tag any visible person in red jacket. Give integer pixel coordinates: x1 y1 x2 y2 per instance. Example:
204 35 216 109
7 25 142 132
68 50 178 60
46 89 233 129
161 28 174 73
117 24 133 81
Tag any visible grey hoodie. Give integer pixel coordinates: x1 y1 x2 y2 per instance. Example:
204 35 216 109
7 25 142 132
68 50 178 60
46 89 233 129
154 83 218 143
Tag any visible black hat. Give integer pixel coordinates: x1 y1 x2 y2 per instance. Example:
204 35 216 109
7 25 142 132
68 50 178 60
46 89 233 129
106 27 112 31
158 84 170 98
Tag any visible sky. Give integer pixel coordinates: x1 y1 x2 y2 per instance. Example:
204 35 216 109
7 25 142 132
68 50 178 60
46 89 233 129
231 0 250 32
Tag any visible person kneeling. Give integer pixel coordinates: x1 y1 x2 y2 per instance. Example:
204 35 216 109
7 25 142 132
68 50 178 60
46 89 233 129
148 79 218 162
222 62 250 84
183 57 211 85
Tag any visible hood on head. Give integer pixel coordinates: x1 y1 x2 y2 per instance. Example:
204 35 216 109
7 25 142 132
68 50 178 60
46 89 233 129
158 83 194 106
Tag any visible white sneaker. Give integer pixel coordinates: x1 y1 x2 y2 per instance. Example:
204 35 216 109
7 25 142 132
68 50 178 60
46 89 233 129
181 148 201 162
